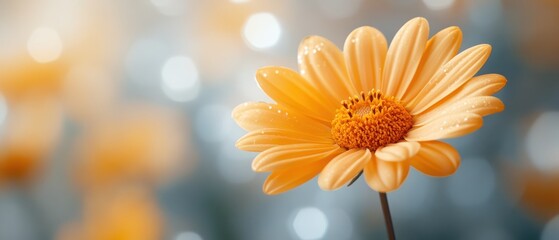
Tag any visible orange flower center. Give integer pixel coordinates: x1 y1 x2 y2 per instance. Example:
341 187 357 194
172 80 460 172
331 90 414 151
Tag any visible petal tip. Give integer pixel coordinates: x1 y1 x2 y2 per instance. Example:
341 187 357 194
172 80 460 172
251 159 265 172
410 17 428 24
262 183 281 195
399 17 429 33
231 104 245 120
400 17 429 34
447 26 462 37
478 44 493 55
300 35 328 47
495 99 505 112
317 178 336 191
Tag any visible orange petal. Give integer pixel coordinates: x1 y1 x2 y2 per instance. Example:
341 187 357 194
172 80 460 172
298 36 356 103
252 144 342 172
414 96 504 126
405 113 483 141
255 67 336 123
415 74 507 118
263 158 329 195
343 26 387 92
410 141 460 177
364 154 410 192
318 149 371 190
232 102 330 136
402 26 462 105
236 128 333 152
382 17 429 98
375 141 420 162
410 44 492 115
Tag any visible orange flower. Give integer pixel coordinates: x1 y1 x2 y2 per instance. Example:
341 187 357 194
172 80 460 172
74 104 190 190
0 55 69 101
0 95 62 183
57 187 163 240
232 17 506 194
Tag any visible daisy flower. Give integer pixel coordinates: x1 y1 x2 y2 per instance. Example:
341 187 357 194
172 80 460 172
232 17 506 195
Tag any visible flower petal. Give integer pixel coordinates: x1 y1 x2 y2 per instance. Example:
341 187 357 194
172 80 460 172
415 74 507 119
236 128 333 152
232 102 330 136
298 36 356 103
414 96 504 126
343 26 387 92
256 67 336 123
381 17 429 98
375 141 420 162
364 154 410 192
409 44 492 115
402 26 462 105
252 143 343 172
263 158 329 195
405 113 483 141
318 149 371 190
410 141 460 177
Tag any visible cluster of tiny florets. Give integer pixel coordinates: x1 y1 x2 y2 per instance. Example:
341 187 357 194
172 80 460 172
331 90 414 151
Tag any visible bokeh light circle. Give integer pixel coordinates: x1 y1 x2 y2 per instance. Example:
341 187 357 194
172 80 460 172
242 13 281 49
161 56 200 102
526 111 559 172
27 27 63 63
291 207 329 240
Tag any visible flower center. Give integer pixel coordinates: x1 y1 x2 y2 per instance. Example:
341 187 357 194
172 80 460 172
331 90 414 151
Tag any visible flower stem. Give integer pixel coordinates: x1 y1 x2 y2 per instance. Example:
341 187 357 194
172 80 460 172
379 192 396 240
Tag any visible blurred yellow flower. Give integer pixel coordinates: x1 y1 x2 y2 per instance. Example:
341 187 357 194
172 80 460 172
73 104 190 190
0 95 62 184
0 56 69 101
57 187 163 240
233 17 506 194
516 167 559 221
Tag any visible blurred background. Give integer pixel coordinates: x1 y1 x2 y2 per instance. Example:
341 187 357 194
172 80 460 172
0 0 558 239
